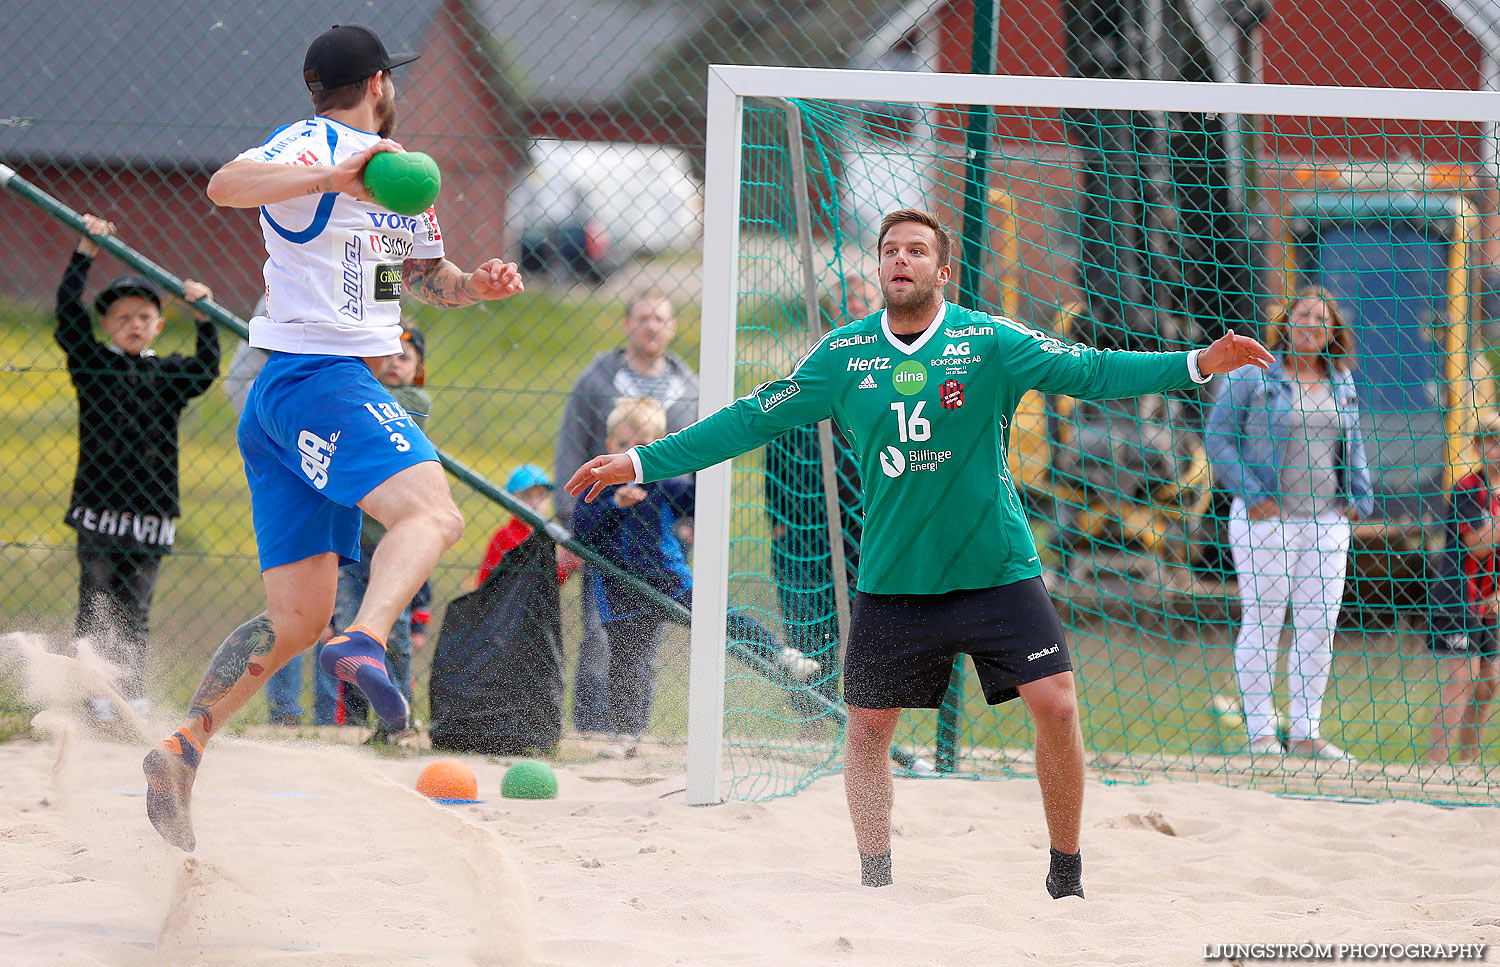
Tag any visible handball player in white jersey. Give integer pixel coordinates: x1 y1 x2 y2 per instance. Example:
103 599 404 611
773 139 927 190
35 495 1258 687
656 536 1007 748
143 24 524 851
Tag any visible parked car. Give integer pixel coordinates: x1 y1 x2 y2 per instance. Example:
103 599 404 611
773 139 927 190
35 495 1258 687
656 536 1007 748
508 141 702 284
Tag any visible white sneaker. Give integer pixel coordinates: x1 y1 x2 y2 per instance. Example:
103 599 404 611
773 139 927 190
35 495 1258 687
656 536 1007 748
1248 735 1283 756
1287 738 1354 761
598 735 640 760
776 647 820 682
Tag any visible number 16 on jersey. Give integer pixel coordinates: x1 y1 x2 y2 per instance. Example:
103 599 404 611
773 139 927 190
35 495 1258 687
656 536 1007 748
891 401 931 443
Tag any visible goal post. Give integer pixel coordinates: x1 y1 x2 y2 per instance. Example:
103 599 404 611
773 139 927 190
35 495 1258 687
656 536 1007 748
688 65 1500 806
684 67 742 806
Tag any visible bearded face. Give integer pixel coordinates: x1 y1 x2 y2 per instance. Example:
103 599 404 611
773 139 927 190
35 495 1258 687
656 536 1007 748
880 260 939 310
878 222 948 314
376 74 398 138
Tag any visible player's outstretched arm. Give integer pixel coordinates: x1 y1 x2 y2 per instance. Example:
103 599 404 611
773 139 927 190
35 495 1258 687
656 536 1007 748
206 140 402 208
565 454 637 504
402 257 524 309
1194 329 1274 376
1018 320 1273 401
567 336 837 503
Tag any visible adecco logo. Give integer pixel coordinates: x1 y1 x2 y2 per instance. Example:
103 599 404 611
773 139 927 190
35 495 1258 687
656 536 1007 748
879 445 906 478
893 360 927 397
758 381 800 413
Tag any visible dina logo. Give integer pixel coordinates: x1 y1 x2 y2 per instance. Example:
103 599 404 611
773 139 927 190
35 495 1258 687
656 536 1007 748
879 445 906 478
892 360 927 397
940 380 964 409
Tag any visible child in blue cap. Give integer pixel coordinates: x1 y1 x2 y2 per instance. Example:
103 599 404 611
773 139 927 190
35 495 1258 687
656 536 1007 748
475 463 578 586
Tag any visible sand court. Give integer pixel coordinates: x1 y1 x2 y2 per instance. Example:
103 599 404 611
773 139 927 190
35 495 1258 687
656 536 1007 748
1 717 1497 966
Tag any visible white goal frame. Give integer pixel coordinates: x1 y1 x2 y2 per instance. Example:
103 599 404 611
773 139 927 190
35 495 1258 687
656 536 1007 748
685 65 1500 805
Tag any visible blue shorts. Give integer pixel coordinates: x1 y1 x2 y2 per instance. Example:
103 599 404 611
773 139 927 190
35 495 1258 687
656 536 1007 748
238 352 439 571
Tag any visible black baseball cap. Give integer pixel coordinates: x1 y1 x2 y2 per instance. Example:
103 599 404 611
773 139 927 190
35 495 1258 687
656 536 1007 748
303 24 419 93
94 275 161 316
400 323 426 361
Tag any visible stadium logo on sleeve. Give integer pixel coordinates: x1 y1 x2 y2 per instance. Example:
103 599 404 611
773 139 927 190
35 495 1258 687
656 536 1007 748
940 380 964 409
892 361 927 396
829 333 879 350
944 325 994 338
879 445 907 478
758 381 800 412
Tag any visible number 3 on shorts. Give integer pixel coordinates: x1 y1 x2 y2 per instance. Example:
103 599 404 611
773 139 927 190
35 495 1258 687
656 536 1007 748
389 432 410 452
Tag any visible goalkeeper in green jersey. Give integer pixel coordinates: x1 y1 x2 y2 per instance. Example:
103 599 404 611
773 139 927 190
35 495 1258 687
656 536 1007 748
566 208 1272 897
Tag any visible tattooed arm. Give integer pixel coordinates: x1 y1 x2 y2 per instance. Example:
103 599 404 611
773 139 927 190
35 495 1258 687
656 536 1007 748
403 256 524 309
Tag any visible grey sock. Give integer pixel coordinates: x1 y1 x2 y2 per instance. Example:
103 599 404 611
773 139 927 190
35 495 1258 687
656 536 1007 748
1046 847 1084 899
860 849 893 887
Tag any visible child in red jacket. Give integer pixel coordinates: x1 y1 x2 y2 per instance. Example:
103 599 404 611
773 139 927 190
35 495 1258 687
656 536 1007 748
475 464 578 586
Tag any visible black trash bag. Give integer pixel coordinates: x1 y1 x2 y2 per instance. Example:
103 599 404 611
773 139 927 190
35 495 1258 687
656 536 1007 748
428 530 562 755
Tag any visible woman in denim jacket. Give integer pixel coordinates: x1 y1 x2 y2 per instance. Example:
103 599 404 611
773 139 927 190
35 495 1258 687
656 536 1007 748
1205 287 1374 760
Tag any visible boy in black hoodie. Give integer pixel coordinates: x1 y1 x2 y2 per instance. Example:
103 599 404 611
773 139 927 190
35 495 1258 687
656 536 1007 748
56 214 221 719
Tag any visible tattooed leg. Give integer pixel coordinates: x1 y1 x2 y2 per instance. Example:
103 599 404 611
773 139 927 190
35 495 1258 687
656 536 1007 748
184 613 278 740
144 614 278 852
145 550 335 848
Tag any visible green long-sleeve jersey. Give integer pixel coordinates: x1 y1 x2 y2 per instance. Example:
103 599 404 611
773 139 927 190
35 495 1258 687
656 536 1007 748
634 302 1207 595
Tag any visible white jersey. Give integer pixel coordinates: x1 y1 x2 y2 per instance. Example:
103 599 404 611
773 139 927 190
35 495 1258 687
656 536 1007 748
233 116 444 357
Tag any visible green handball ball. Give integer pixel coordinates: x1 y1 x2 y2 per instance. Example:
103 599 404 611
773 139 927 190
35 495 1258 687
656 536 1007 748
363 150 442 216
501 759 558 800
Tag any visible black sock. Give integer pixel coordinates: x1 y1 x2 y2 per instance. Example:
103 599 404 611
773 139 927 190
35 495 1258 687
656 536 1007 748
860 849 893 887
1046 847 1083 899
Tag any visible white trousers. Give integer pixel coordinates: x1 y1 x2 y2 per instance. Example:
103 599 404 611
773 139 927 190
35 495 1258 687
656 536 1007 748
1227 500 1352 741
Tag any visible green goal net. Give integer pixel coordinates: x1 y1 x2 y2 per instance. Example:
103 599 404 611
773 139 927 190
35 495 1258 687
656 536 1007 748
697 69 1500 807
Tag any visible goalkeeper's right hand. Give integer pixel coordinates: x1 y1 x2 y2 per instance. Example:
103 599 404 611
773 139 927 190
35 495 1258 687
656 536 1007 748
565 453 637 503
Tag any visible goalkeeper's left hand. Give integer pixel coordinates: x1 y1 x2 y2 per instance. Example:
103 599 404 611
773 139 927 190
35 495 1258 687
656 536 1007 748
565 453 637 503
1196 329 1274 376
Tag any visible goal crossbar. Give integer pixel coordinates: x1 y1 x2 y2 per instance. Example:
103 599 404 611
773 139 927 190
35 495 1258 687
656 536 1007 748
707 66 1500 121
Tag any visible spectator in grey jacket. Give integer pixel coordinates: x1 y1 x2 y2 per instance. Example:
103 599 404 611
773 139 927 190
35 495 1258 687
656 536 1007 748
1205 286 1373 761
554 289 699 733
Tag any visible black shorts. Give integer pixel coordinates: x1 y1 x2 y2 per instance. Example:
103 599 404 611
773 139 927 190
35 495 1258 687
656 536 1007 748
1427 608 1499 660
843 577 1072 709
